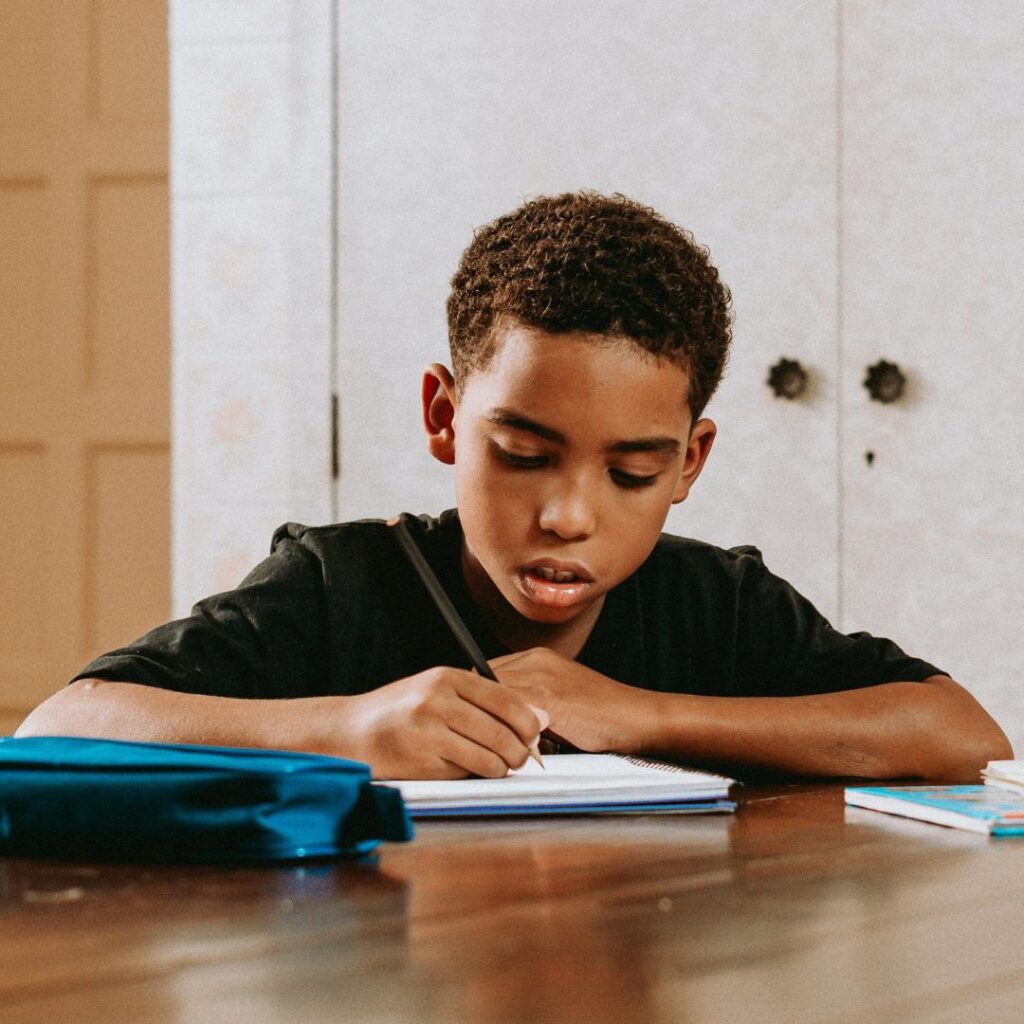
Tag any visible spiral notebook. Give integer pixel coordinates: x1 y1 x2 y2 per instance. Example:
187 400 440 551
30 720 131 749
385 753 735 818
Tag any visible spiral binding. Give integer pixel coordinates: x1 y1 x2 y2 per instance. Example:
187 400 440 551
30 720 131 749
613 754 694 774
611 754 732 784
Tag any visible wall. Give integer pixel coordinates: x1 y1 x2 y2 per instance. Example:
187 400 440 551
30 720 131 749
333 0 1023 751
169 1 1022 752
335 0 841 619
169 0 334 616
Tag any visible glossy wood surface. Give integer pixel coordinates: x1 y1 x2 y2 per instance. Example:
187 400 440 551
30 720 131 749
2 784 1022 1024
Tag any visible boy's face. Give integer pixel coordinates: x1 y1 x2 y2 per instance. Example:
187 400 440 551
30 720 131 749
423 320 716 633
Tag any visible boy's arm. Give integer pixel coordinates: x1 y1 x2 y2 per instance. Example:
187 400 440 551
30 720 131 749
489 648 1013 781
15 671 547 781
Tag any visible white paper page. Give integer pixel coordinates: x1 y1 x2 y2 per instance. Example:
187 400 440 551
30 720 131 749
983 760 1024 784
387 754 733 807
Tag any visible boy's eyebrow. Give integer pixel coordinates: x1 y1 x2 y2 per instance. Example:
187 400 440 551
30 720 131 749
607 437 681 455
487 409 566 443
485 408 681 455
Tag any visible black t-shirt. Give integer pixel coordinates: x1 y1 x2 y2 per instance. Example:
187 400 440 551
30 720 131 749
74 509 944 698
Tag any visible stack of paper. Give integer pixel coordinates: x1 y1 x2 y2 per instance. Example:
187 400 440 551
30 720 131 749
387 753 735 818
982 760 1024 795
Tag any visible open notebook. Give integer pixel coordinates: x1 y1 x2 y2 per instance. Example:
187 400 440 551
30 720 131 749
383 753 736 818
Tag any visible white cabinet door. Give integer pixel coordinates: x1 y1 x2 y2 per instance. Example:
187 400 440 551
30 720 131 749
335 0 840 617
842 4 1024 750
335 2 1019 745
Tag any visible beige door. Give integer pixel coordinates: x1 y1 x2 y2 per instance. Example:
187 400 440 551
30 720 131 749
0 1 169 731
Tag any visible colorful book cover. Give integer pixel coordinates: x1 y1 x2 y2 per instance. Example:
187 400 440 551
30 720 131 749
845 785 1024 836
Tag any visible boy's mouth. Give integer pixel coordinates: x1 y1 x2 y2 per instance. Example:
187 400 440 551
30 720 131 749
518 561 594 608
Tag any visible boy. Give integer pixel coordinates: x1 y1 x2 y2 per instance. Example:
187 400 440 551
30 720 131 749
18 192 1011 780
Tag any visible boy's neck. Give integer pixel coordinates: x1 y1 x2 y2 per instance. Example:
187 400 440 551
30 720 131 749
459 542 604 660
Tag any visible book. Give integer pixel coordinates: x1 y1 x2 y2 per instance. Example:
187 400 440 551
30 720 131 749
845 784 1024 836
982 759 1024 795
384 753 735 818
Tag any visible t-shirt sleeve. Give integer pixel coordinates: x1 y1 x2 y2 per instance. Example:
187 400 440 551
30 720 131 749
731 547 946 695
71 526 330 699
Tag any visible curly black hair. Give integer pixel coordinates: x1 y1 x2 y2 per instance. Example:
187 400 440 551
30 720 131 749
446 191 733 419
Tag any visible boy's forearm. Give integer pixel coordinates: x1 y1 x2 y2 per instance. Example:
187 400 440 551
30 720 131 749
14 671 544 781
637 676 1013 782
15 680 347 757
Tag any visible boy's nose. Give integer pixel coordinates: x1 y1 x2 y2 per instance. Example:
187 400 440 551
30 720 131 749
538 489 596 540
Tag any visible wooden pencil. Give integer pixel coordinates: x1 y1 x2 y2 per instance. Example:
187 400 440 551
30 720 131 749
389 516 545 768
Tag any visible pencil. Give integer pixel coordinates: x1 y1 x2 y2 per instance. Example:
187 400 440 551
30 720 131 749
388 516 544 769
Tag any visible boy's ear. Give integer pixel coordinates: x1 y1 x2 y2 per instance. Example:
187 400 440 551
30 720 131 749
671 418 717 504
422 363 458 465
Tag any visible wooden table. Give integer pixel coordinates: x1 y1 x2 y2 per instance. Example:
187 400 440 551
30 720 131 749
1 783 1022 1024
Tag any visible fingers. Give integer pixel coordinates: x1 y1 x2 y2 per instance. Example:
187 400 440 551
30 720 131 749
360 666 550 779
452 671 549 746
527 705 551 740
440 697 539 775
437 734 517 779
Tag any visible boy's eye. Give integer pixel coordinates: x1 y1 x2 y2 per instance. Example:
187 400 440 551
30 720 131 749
610 468 659 489
491 442 658 487
492 444 548 469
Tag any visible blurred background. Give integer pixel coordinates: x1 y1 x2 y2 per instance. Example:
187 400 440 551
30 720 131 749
1 1 1021 750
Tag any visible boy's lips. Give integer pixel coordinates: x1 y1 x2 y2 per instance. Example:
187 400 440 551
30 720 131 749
517 559 594 608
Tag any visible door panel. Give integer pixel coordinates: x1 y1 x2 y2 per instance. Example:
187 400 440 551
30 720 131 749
335 0 840 618
0 0 169 722
842 3 1024 750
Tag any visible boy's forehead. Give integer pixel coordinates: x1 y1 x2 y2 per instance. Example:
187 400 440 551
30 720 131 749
464 320 693 427
483 319 672 376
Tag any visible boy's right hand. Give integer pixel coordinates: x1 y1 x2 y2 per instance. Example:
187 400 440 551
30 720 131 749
337 667 548 780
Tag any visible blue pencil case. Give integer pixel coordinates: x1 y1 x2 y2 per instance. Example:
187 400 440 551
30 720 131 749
0 736 413 863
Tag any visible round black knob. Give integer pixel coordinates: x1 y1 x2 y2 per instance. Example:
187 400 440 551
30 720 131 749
767 357 809 400
863 360 906 404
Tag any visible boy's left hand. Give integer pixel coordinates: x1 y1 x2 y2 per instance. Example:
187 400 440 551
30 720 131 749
488 647 655 754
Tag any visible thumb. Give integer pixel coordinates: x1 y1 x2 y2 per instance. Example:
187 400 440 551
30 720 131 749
528 703 551 732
